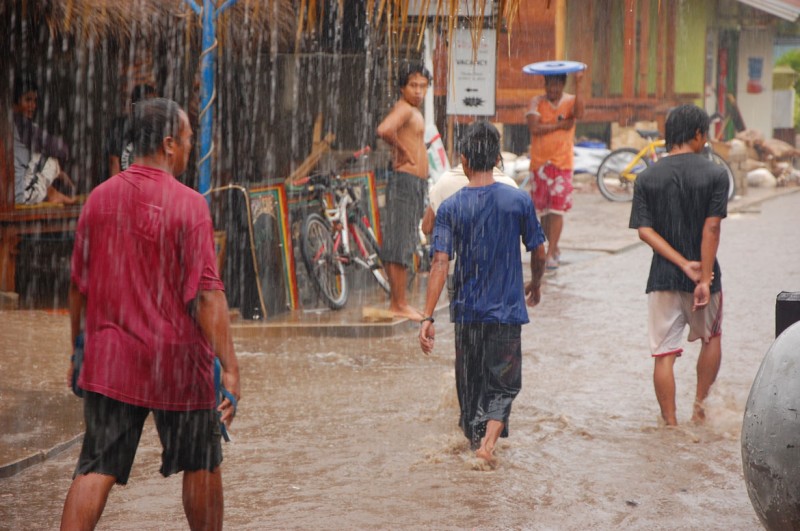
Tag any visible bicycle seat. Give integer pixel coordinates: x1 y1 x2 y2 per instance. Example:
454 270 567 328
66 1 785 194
307 173 332 187
636 129 661 140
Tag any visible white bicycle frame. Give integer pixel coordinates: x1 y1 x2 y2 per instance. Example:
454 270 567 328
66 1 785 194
323 186 352 252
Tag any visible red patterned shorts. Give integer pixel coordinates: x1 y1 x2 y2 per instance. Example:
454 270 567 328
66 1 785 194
530 163 574 214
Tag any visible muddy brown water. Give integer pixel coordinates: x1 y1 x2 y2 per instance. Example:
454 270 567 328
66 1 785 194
2 193 799 529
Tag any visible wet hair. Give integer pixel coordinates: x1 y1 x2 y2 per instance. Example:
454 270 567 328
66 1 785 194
459 121 501 172
397 61 432 89
130 84 157 104
664 104 709 151
133 98 184 157
544 74 567 85
13 73 38 104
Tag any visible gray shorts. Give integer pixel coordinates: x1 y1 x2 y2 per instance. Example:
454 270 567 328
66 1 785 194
381 171 427 267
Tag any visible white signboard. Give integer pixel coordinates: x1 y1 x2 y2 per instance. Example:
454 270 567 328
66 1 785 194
407 0 480 17
446 28 496 116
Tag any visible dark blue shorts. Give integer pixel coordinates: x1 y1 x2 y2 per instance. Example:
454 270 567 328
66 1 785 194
454 323 522 445
74 392 223 485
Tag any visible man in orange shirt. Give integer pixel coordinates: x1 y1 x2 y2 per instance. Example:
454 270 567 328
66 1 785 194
526 71 584 271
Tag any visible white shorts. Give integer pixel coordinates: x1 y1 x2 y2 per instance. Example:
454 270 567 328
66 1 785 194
647 291 723 357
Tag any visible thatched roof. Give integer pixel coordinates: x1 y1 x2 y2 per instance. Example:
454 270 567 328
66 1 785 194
3 1 522 53
1 0 298 49
322 1 524 51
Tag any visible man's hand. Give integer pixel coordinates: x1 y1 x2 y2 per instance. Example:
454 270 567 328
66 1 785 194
682 261 715 284
682 261 702 283
419 321 435 355
194 290 241 427
525 281 541 307
559 116 575 130
693 282 711 311
219 368 240 427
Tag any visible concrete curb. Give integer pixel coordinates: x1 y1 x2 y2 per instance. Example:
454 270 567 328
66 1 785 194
0 433 83 479
728 186 800 214
230 302 450 339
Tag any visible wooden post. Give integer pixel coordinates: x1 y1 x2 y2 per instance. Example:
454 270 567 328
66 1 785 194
554 0 567 60
0 227 19 293
637 0 650 98
594 2 610 97
446 114 455 165
665 1 677 99
656 1 666 99
0 123 12 210
0 121 16 294
283 132 336 186
623 0 636 99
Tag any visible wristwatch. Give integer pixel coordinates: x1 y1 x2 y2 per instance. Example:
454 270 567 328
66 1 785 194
420 315 435 324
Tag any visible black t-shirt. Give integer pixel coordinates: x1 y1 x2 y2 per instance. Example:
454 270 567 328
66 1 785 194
629 153 728 294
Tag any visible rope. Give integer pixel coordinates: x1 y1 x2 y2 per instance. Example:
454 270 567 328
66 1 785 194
198 38 219 171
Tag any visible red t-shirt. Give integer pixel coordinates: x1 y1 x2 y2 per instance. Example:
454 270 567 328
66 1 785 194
71 164 225 410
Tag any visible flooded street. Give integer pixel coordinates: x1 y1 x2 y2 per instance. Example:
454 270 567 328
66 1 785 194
2 192 799 529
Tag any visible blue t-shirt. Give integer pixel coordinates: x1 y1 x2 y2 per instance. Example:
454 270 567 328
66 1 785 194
433 182 545 324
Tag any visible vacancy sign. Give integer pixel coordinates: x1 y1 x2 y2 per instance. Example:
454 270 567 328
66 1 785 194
446 28 496 116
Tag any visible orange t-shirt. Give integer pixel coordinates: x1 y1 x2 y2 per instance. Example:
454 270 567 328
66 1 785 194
527 93 576 170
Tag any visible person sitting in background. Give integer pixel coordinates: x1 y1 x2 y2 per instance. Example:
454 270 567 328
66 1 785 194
107 83 158 178
12 74 76 205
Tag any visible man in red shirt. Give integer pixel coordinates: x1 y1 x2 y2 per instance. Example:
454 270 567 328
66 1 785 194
61 98 240 531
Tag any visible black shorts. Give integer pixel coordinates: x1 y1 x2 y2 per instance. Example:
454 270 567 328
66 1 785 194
74 392 223 485
381 171 427 267
454 323 522 444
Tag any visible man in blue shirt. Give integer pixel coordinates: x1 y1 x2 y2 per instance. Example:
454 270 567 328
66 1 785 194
419 121 546 463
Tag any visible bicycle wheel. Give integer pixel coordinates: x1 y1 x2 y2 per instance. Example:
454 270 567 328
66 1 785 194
708 151 736 201
301 213 348 310
596 148 649 202
350 219 390 294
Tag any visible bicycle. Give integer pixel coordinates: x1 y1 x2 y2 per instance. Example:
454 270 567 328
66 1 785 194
297 157 390 310
595 129 736 202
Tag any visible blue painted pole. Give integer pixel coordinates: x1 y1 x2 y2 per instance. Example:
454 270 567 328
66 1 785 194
182 0 239 198
198 0 215 198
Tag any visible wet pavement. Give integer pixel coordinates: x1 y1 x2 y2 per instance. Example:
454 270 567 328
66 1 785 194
1 182 798 528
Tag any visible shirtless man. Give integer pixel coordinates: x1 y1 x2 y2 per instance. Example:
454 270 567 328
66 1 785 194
376 62 431 321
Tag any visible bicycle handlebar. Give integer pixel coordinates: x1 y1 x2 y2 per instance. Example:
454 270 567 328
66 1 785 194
344 146 371 164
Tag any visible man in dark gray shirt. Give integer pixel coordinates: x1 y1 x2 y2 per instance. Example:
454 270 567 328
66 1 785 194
629 104 728 426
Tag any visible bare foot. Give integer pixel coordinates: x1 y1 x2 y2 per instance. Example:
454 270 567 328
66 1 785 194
475 447 495 462
691 401 706 424
389 304 424 322
46 187 77 205
657 415 678 428
468 455 496 471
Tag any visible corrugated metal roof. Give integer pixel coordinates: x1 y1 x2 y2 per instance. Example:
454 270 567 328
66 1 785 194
736 0 800 21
